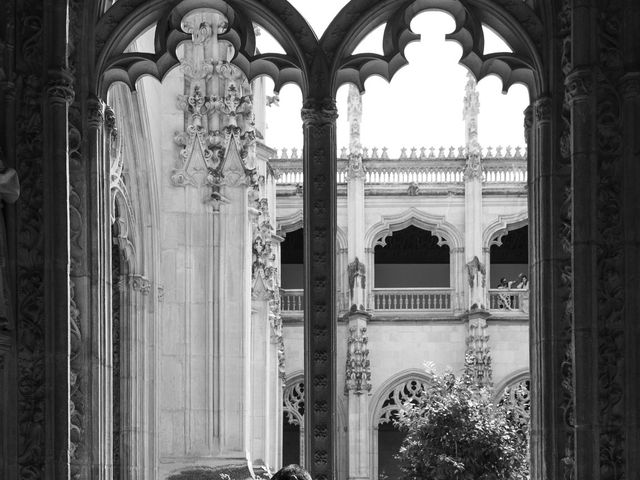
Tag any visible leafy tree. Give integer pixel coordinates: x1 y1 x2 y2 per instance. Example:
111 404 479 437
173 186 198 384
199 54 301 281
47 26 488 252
394 362 529 480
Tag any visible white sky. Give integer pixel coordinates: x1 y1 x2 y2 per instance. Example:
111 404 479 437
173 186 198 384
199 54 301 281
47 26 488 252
257 4 530 157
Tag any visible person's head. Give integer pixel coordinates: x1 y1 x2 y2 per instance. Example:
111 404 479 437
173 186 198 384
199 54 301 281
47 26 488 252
270 465 312 480
499 277 508 286
521 275 528 283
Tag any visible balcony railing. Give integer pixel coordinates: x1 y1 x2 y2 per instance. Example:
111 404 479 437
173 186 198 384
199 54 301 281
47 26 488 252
271 150 527 186
281 289 304 312
282 288 528 316
488 288 529 313
372 288 452 311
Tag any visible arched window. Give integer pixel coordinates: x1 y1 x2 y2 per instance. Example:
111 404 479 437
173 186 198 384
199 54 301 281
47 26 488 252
374 225 450 288
489 225 528 288
373 377 430 480
283 379 305 467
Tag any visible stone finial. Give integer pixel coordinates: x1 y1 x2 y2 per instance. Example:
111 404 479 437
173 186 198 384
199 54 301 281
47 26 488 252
438 146 445 158
515 146 522 158
410 147 418 159
458 146 465 157
400 147 408 159
429 147 435 158
290 147 299 159
381 147 389 159
362 147 369 158
419 147 427 159
486 146 493 158
506 145 513 157
340 147 349 158
463 72 481 156
347 84 363 155
281 147 288 159
496 145 503 158
371 147 379 159
448 146 456 158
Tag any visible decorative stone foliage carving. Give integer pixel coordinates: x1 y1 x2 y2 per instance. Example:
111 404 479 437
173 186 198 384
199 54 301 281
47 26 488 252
172 86 220 187
345 153 365 181
130 274 151 295
464 316 492 388
283 380 305 426
377 379 428 425
345 326 371 394
463 152 482 181
15 43 46 477
252 198 277 292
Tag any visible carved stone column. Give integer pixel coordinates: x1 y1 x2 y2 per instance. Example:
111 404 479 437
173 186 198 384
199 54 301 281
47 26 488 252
527 94 568 480
462 74 487 311
209 134 258 463
344 322 371 480
302 99 338 480
620 71 640 477
44 66 74 480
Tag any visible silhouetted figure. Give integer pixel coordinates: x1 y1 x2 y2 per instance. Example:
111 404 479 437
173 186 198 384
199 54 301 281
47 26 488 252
271 464 312 480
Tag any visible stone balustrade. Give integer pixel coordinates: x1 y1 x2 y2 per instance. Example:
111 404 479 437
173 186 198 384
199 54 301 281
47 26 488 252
488 288 529 314
281 288 304 312
271 150 527 186
372 288 452 311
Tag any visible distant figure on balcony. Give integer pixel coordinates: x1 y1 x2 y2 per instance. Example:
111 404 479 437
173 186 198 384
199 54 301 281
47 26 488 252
514 273 529 290
496 277 512 309
271 464 312 480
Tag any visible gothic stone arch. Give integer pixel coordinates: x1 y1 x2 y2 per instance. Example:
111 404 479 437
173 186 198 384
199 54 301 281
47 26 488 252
369 369 432 480
3 0 638 479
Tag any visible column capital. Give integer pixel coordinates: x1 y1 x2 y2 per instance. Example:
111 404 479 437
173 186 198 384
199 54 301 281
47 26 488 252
565 68 594 104
533 96 552 123
619 72 640 99
524 104 534 141
87 96 105 129
130 274 151 295
46 68 74 105
301 98 338 127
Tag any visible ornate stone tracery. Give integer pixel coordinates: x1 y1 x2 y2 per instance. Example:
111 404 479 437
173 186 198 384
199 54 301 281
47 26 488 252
377 378 429 425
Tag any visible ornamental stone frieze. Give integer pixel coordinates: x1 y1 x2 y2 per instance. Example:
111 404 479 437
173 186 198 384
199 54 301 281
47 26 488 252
345 326 371 395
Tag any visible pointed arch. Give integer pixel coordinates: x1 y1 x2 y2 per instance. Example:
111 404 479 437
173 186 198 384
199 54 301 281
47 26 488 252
322 0 544 97
94 0 315 96
369 368 434 480
365 207 463 251
483 211 528 249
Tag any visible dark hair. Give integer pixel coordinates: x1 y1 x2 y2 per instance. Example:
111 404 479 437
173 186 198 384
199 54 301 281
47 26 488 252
271 464 312 480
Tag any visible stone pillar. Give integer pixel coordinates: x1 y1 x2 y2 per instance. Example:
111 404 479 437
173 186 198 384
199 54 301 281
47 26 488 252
462 73 487 311
210 136 256 461
344 85 371 480
44 66 74 479
620 70 640 478
344 320 371 480
302 98 338 480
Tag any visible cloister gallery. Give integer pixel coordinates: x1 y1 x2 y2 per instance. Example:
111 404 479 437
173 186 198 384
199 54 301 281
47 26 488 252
0 1 639 480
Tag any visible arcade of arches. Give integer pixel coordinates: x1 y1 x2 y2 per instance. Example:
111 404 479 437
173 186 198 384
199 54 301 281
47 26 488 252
1 1 640 480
